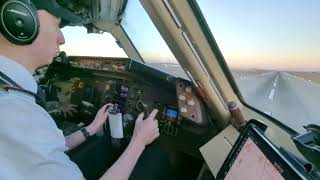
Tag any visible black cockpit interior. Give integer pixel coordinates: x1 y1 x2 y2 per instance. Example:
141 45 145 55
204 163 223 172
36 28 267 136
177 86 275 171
35 53 219 179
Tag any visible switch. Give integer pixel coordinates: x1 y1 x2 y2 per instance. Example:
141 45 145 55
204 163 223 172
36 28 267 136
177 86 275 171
187 99 195 106
185 87 192 93
179 95 186 101
180 107 187 113
112 65 118 70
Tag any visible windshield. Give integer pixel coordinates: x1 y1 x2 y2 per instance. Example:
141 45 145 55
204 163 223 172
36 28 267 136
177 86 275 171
60 26 127 58
197 0 320 133
121 0 188 79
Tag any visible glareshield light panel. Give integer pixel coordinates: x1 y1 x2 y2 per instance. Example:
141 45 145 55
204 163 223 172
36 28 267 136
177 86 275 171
196 0 320 133
121 0 188 79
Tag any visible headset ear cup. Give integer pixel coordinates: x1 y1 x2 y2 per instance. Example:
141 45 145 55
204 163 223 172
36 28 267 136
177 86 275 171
0 0 39 45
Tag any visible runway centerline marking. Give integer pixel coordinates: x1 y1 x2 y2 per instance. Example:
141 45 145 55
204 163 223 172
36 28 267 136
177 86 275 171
268 89 275 100
273 75 279 87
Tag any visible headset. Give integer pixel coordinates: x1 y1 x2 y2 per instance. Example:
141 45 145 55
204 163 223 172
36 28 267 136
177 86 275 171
0 0 39 45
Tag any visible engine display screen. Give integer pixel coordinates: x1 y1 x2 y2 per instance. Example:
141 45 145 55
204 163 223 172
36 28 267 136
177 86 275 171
166 109 178 118
163 107 178 123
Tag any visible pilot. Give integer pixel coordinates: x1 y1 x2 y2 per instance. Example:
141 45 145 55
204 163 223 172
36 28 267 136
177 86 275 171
0 0 160 179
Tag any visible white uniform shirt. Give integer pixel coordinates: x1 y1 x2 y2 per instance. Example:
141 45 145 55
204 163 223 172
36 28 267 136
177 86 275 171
0 55 84 180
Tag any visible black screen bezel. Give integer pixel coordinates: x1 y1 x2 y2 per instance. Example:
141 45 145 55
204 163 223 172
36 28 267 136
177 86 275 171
216 124 306 180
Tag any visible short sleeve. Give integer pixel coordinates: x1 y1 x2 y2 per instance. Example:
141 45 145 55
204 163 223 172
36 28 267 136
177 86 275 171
0 96 84 180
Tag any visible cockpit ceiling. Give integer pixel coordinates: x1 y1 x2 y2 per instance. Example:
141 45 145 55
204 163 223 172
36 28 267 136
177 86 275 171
55 0 126 28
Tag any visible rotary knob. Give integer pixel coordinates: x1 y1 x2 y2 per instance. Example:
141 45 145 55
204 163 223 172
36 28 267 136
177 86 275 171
185 87 192 93
180 107 187 113
179 95 186 101
187 99 195 106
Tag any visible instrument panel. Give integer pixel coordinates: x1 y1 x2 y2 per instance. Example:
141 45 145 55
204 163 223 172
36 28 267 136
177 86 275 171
35 55 214 154
34 55 221 157
65 75 179 138
38 56 181 136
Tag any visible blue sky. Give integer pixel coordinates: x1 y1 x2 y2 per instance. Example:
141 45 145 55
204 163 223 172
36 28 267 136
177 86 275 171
61 0 320 71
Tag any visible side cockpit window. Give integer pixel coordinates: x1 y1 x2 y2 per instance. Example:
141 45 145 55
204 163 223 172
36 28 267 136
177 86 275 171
197 0 320 133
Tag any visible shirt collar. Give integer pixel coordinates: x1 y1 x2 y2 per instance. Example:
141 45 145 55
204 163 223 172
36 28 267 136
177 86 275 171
0 55 37 94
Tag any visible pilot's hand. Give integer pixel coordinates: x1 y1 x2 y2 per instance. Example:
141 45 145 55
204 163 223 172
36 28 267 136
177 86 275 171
131 109 160 148
60 104 78 118
86 103 114 136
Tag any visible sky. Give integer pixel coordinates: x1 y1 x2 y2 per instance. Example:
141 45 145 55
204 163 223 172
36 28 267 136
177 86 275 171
198 0 320 71
61 0 320 71
60 27 127 58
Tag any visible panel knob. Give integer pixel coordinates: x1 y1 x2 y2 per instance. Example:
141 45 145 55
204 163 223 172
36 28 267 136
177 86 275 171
187 100 195 106
185 87 192 93
180 107 188 113
179 95 186 101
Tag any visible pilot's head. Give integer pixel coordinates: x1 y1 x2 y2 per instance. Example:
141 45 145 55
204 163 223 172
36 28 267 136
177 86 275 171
0 0 73 72
27 9 65 67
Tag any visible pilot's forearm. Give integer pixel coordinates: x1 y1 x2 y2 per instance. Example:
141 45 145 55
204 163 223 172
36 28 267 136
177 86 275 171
65 128 87 150
100 139 145 180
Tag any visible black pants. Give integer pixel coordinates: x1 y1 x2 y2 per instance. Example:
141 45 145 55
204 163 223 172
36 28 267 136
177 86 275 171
68 136 176 180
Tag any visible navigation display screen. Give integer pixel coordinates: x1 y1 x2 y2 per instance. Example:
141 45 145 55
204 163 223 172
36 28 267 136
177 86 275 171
217 124 307 180
225 138 284 180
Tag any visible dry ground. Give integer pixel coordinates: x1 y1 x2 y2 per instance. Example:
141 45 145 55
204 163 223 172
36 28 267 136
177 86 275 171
287 71 320 85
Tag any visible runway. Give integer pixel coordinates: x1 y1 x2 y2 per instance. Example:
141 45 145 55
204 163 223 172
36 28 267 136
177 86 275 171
235 71 320 133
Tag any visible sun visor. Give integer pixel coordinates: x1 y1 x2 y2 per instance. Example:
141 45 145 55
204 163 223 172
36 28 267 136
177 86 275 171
32 0 85 27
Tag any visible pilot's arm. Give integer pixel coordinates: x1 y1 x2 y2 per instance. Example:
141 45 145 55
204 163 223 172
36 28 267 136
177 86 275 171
64 103 114 150
0 97 83 179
